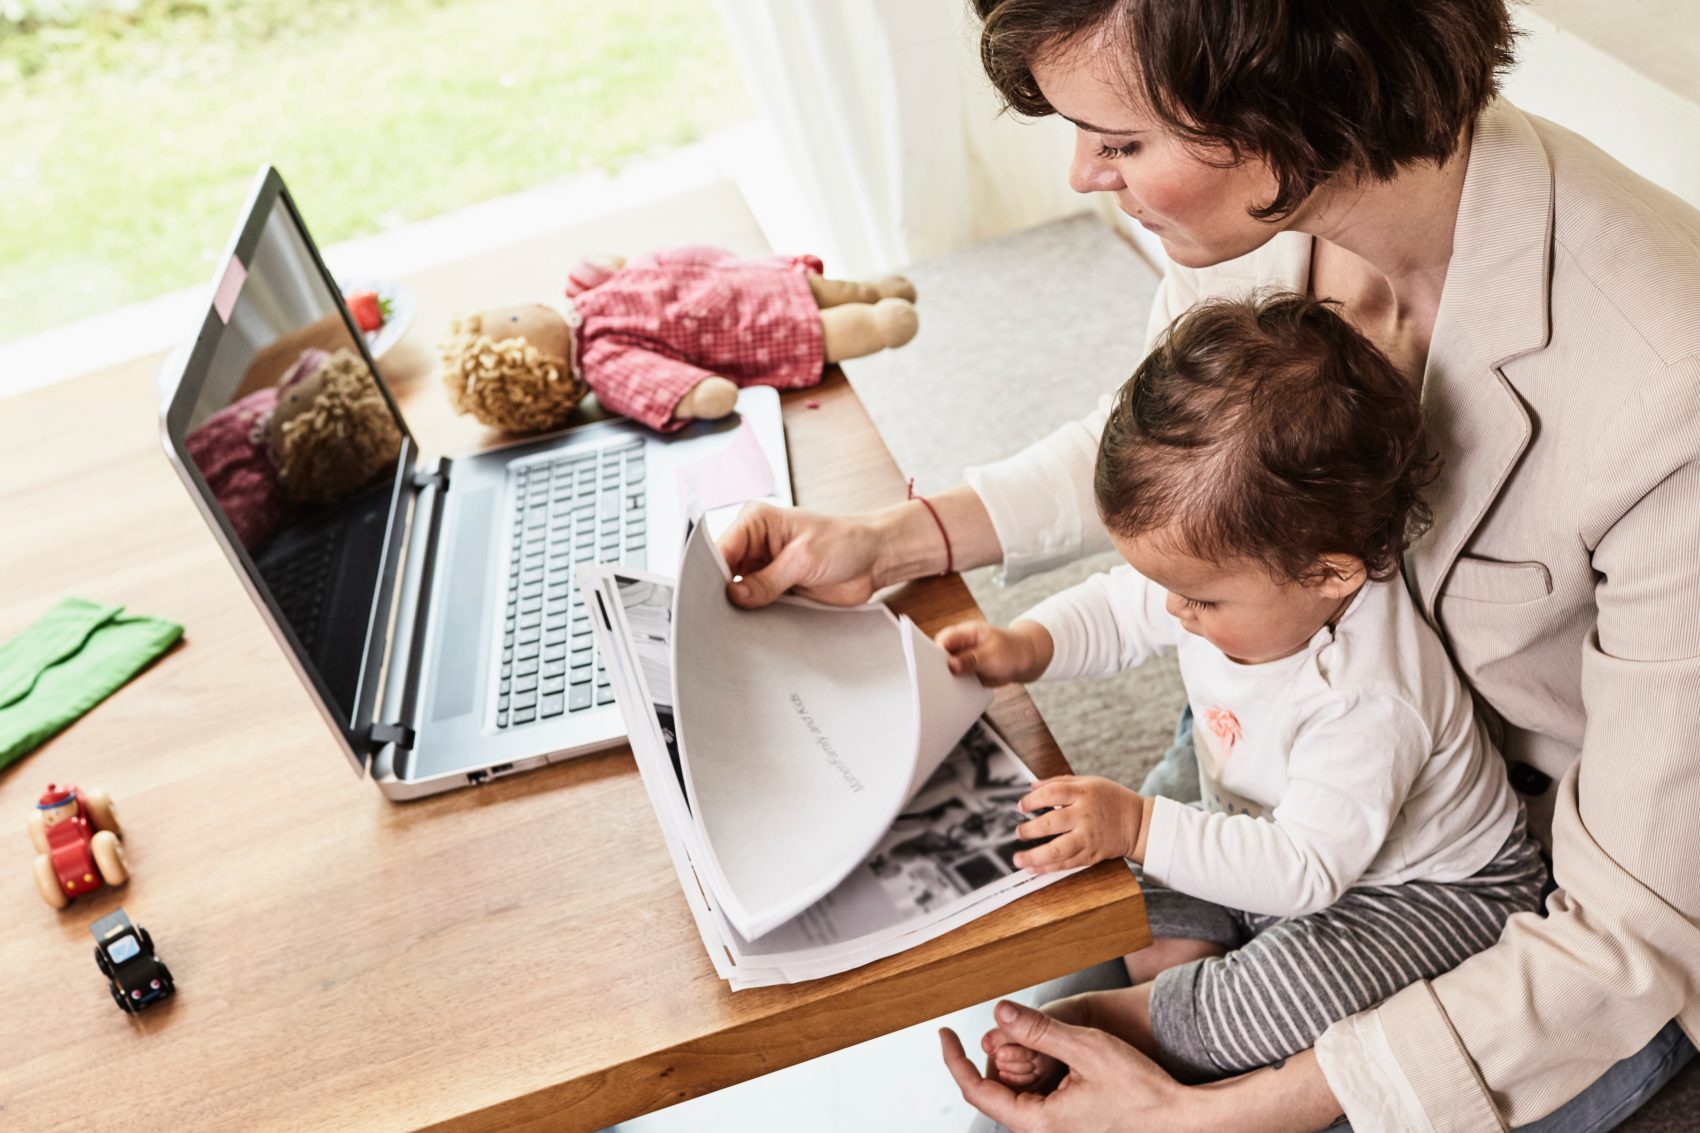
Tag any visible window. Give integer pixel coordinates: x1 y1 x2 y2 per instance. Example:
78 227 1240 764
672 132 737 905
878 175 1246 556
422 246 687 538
1 0 752 346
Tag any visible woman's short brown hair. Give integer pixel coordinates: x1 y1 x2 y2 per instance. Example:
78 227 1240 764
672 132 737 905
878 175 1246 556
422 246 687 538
975 0 1517 219
1095 292 1440 583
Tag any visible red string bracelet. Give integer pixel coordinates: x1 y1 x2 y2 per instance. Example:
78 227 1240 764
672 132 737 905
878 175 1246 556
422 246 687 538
907 477 953 577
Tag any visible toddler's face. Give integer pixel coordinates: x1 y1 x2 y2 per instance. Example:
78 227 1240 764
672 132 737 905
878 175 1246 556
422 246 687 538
1113 531 1363 665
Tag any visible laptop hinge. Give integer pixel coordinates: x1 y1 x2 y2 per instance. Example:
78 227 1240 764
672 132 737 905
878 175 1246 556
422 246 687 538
369 722 415 751
411 459 449 492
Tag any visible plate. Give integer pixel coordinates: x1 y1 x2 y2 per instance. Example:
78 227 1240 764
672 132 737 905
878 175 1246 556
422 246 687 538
337 277 416 359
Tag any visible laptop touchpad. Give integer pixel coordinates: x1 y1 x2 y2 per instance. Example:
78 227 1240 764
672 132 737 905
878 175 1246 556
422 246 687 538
432 487 495 721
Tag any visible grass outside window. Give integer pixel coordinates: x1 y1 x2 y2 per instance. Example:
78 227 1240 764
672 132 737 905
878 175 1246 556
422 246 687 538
1 0 753 344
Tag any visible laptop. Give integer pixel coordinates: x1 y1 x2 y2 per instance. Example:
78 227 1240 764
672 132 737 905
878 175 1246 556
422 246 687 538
158 166 793 799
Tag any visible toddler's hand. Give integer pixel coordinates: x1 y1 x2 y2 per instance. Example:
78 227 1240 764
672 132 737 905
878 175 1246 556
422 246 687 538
980 1024 1065 1094
935 619 1053 687
1012 775 1146 872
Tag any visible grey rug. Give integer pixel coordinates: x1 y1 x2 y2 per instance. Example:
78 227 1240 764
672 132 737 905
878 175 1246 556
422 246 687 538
840 212 1699 1131
842 212 1187 789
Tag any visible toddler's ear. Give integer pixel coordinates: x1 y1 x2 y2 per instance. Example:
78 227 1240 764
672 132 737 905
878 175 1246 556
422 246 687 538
1308 554 1367 597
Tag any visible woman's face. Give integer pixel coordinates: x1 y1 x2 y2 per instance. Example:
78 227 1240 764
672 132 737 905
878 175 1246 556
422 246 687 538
1030 42 1293 269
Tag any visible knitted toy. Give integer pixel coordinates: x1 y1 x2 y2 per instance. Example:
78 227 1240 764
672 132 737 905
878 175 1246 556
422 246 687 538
185 346 403 550
438 245 918 434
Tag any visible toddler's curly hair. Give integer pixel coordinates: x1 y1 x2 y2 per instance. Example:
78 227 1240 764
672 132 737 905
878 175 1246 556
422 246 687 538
1095 292 1440 583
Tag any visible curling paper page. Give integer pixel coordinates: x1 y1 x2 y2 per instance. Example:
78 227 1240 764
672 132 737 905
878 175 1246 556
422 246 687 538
900 616 995 800
671 523 923 939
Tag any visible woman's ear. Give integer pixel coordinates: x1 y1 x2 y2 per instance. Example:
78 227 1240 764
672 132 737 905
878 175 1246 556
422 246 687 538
1307 555 1366 599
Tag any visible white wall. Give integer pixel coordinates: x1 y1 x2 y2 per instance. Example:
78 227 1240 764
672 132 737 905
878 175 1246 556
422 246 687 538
1505 2 1700 211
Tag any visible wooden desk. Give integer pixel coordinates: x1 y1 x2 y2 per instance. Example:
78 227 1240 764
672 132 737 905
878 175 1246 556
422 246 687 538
0 244 1146 1131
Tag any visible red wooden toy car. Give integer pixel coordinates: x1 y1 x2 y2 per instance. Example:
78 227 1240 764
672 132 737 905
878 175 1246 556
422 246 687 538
27 783 128 909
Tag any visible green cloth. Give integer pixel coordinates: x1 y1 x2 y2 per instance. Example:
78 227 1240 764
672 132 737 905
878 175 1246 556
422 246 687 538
0 597 183 771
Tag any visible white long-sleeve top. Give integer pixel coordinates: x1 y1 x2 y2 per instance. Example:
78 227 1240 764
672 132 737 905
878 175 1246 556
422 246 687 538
1021 567 1520 918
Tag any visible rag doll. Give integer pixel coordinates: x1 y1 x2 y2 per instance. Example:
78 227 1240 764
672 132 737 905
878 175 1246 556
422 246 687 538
438 246 918 434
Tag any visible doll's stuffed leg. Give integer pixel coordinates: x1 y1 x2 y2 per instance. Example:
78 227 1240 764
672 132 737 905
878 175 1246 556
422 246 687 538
807 275 918 308
673 376 739 422
820 298 919 362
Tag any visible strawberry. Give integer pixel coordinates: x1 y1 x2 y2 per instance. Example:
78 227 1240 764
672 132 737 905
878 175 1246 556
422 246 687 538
346 290 384 332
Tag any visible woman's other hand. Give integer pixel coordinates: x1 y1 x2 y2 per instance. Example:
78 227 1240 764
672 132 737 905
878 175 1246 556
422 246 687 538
941 1001 1190 1133
935 619 1054 686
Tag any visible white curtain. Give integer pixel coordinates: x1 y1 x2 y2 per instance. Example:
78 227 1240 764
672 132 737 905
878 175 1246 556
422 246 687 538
715 0 1123 277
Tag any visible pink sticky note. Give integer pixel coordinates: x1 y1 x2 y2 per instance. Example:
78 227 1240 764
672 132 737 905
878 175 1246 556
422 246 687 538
212 255 247 323
674 421 776 519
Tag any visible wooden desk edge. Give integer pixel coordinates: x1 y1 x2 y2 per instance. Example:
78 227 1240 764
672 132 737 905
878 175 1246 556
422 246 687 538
430 873 1149 1132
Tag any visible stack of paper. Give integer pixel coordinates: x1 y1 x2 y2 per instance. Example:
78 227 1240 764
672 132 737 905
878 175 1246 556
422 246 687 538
579 523 1076 987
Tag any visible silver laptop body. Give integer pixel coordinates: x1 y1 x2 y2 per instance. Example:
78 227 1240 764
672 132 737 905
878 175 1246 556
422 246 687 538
158 167 792 799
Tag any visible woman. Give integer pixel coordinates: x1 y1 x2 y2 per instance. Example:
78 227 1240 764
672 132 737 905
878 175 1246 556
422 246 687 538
720 1 1700 1129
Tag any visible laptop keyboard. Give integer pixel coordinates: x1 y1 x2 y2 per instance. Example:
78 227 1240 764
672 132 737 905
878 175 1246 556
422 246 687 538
497 440 647 728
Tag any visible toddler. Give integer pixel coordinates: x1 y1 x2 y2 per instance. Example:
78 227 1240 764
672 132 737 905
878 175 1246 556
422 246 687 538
938 293 1545 1086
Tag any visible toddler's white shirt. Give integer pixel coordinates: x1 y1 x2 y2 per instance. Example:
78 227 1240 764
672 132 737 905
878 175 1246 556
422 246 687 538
1023 567 1520 917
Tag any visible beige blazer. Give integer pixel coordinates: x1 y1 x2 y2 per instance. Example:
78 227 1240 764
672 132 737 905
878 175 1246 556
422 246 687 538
966 98 1700 1130
1335 97 1700 1132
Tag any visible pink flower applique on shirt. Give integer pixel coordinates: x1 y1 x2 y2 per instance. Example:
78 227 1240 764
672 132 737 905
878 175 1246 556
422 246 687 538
1202 707 1242 759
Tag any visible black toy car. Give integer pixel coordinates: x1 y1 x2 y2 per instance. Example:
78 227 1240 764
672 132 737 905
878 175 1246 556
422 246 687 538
91 908 173 1013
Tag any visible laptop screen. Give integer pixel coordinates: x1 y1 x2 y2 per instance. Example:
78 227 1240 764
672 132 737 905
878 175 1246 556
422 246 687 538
160 170 414 759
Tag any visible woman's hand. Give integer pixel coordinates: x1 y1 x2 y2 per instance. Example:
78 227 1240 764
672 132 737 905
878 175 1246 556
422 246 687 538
935 619 1054 686
718 487 1005 608
944 1002 1346 1133
941 1001 1193 1133
1013 775 1148 871
718 503 887 607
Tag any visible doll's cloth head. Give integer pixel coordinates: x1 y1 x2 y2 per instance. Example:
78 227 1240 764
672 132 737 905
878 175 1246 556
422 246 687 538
438 305 590 433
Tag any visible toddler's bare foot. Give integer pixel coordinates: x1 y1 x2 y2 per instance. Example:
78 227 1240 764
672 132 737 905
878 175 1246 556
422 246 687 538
981 1026 1065 1093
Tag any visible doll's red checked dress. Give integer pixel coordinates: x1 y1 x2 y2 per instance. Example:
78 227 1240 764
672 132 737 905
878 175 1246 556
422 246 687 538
564 246 826 432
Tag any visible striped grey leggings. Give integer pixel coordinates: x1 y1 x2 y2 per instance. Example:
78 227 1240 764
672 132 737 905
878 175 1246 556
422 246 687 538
1143 807 1547 1081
